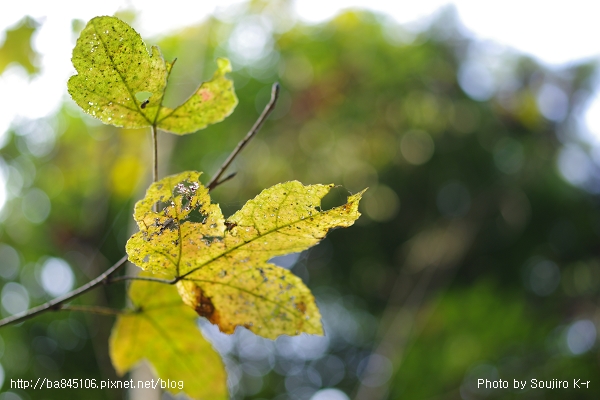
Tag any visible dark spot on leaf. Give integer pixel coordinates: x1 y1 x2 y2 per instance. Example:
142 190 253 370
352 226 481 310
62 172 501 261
159 217 177 232
225 221 237 231
295 302 307 314
258 268 267 282
190 285 218 322
201 235 223 245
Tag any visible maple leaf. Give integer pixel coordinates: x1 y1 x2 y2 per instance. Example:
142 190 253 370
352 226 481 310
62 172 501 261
0 17 40 75
110 273 227 400
126 171 364 339
67 16 237 134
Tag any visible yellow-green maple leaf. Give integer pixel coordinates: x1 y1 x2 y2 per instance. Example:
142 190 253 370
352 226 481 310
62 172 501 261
67 16 236 134
110 273 227 400
125 171 364 339
0 17 40 75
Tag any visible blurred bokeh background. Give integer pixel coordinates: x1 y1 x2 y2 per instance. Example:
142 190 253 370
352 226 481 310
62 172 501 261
1 0 600 399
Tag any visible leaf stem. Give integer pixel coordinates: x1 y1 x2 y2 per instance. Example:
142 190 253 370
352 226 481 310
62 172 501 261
0 255 129 328
58 305 129 316
152 124 158 183
207 82 280 191
108 275 177 285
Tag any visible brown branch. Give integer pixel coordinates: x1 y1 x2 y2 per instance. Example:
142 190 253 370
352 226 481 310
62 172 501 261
107 275 176 285
151 124 158 184
207 82 280 191
0 255 129 328
150 57 177 188
58 304 130 316
209 172 236 191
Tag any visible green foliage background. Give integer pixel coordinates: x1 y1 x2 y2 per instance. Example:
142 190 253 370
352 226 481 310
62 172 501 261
1 2 599 399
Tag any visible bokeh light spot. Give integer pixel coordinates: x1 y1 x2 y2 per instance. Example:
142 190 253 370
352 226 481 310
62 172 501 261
21 187 51 224
493 137 524 174
499 189 531 230
0 163 7 213
458 61 495 101
525 259 561 296
566 319 596 355
400 130 434 165
436 181 471 218
313 355 345 386
363 184 400 222
1 282 29 316
228 17 273 63
40 257 74 297
357 353 393 388
537 83 568 122
557 145 592 186
282 55 314 90
0 244 20 280
275 333 329 361
15 118 57 158
310 388 349 400
0 392 23 400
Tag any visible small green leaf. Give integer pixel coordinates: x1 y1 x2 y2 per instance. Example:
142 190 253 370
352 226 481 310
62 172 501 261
126 171 364 339
68 16 237 135
68 16 168 128
0 17 40 75
156 58 238 135
109 273 227 400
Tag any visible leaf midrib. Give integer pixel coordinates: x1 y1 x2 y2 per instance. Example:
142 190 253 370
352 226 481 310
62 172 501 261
178 191 342 279
91 18 151 126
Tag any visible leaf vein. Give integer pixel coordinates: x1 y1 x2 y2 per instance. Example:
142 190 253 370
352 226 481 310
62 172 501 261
90 18 150 125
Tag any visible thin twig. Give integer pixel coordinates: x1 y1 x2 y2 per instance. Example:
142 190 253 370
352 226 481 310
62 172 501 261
0 255 129 328
152 124 158 184
107 275 176 285
208 172 236 192
58 305 130 316
150 57 178 189
149 57 177 186
207 82 280 191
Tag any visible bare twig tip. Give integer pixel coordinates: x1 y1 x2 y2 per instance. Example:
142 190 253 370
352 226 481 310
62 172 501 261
207 82 281 191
